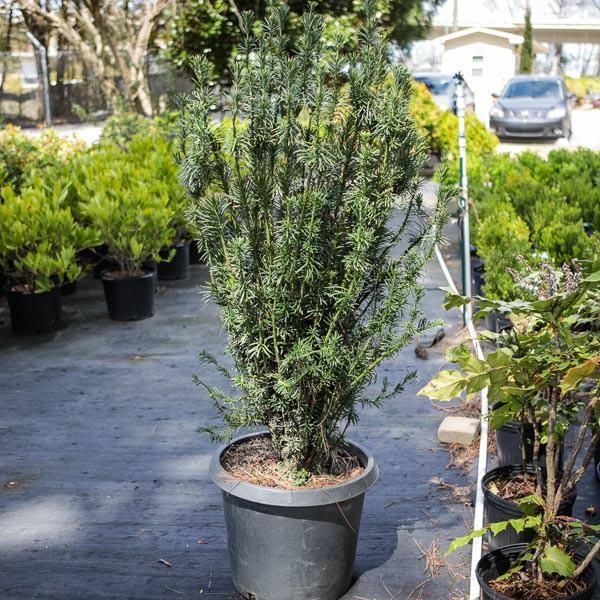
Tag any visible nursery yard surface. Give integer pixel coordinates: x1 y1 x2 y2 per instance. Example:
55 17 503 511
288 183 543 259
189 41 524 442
1 209 600 599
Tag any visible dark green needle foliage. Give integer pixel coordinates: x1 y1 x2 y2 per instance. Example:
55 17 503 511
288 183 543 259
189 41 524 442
180 1 451 473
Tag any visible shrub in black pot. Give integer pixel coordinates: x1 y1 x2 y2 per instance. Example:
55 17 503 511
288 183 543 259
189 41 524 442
421 265 600 599
476 544 596 600
179 5 450 599
0 183 96 335
157 241 190 281
482 464 576 550
79 161 175 321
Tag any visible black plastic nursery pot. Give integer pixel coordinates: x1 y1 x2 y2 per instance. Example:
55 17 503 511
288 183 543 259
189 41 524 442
495 419 536 467
6 287 61 335
493 403 564 469
189 240 202 265
157 241 190 280
60 280 78 296
472 258 485 297
483 464 576 551
476 543 596 600
485 310 513 333
210 431 379 600
101 269 155 321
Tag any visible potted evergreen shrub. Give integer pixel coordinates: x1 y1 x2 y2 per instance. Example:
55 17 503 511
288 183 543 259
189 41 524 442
420 266 600 599
79 148 175 321
0 183 96 334
179 4 449 599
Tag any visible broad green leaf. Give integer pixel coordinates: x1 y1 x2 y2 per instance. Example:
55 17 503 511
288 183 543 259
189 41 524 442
560 357 600 394
584 271 600 283
489 521 509 536
445 527 487 555
417 369 466 401
539 544 576 578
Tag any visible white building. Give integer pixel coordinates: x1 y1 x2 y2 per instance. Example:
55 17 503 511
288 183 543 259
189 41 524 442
433 27 546 122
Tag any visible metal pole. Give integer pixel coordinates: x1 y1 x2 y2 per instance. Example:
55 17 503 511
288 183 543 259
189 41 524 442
26 31 52 127
454 72 472 324
452 0 459 32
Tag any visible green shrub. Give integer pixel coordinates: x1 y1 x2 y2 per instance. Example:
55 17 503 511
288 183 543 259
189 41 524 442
78 142 176 275
181 6 450 472
410 81 498 182
565 76 600 101
100 111 179 147
476 203 533 300
470 150 600 283
410 81 444 156
0 183 97 292
409 81 500 163
0 125 85 192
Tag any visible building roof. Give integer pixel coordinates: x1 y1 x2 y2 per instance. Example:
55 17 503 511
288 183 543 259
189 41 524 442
430 21 600 44
433 26 524 46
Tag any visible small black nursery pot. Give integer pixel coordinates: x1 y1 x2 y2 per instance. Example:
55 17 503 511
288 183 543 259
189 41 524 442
157 241 190 281
101 269 155 321
7 286 61 335
476 544 596 600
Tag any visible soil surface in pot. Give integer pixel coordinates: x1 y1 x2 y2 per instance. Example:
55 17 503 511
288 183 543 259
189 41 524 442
487 473 571 504
221 436 364 489
103 270 145 279
487 473 537 501
489 567 587 600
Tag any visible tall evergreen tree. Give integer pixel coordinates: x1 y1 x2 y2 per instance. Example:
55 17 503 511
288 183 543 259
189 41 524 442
519 7 534 74
180 1 450 472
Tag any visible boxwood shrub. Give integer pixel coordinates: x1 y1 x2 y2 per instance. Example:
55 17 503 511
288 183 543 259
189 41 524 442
469 149 600 299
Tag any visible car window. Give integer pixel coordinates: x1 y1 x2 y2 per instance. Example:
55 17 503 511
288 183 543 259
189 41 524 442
503 80 563 99
415 77 453 96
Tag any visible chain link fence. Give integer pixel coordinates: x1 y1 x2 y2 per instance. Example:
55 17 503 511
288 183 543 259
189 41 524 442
0 34 192 126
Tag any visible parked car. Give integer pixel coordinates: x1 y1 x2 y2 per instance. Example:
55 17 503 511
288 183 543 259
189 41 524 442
489 75 573 139
413 72 475 114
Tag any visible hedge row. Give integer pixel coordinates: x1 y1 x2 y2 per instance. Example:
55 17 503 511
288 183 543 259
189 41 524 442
469 149 600 300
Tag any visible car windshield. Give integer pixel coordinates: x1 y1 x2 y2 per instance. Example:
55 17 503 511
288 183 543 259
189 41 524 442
503 80 562 99
416 76 453 96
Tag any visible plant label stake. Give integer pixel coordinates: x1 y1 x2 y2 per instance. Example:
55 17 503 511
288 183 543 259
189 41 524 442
454 72 472 324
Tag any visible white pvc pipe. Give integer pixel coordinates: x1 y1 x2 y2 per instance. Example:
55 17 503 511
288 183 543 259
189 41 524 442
434 245 488 600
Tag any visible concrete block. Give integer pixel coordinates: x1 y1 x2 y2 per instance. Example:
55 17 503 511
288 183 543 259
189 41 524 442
437 416 480 446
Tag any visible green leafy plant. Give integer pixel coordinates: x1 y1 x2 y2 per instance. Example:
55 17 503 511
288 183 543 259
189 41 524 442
419 265 600 595
180 2 450 473
0 182 97 292
78 142 176 276
476 203 533 300
0 125 84 192
409 81 498 183
468 149 600 300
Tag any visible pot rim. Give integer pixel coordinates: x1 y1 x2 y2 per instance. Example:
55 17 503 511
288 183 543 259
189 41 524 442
101 268 155 282
162 239 191 252
476 543 597 600
6 285 60 297
482 464 575 513
210 431 379 507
